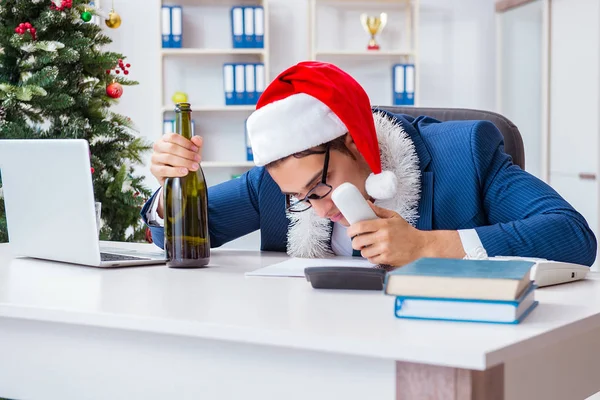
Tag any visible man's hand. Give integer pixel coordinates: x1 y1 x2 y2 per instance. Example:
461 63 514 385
151 133 203 186
346 202 466 267
150 133 203 218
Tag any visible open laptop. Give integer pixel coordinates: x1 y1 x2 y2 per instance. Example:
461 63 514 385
0 139 166 267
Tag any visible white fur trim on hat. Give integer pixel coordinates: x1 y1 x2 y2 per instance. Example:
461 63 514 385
365 170 397 199
246 93 347 166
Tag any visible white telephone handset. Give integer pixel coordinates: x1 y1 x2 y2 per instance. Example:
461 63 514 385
331 183 378 225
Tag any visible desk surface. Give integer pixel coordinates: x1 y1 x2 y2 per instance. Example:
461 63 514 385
1 241 599 370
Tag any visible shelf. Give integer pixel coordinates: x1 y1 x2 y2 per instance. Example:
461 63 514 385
201 161 255 168
315 0 411 3
169 0 265 5
161 48 266 56
315 50 414 58
162 105 256 113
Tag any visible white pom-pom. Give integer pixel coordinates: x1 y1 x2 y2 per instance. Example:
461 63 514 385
365 170 397 200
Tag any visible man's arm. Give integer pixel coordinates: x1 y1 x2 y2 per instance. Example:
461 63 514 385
140 167 264 250
471 121 597 266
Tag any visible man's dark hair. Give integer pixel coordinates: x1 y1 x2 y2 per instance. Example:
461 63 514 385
265 133 355 169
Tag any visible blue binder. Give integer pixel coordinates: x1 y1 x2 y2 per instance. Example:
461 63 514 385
231 6 244 48
245 64 256 105
170 6 183 48
234 63 245 105
405 64 415 106
163 119 174 135
243 6 255 48
392 64 405 105
254 63 265 101
245 119 253 161
253 6 264 49
161 6 171 48
223 64 235 106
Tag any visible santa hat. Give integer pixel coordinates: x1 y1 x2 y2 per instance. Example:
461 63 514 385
246 61 397 199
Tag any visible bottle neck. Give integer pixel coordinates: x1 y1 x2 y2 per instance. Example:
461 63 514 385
176 110 193 140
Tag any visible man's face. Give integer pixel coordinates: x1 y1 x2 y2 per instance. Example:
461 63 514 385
267 138 371 227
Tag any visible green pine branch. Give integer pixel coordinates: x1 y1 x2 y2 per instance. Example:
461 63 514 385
0 0 152 244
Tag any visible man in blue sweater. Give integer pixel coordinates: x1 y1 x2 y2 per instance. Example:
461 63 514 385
142 61 597 267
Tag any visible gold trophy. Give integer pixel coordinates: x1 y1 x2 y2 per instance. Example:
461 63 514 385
360 12 387 50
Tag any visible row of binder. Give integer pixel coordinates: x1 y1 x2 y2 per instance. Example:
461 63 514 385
231 6 264 49
162 6 183 48
162 119 253 162
393 64 416 106
224 63 265 106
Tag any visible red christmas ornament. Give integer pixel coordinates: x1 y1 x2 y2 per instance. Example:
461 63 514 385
106 82 123 99
90 167 95 174
50 0 72 11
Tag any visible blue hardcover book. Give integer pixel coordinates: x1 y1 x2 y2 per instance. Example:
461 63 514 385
231 6 244 48
384 258 535 301
253 6 264 48
392 64 405 105
393 283 538 324
161 6 171 49
170 5 183 48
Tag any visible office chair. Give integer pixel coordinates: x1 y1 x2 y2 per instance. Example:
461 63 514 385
376 106 525 169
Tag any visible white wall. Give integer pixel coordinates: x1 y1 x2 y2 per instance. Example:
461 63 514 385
419 0 496 110
497 1 544 179
102 0 497 248
548 0 600 269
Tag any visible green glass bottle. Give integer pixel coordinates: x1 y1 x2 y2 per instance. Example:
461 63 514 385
164 103 210 268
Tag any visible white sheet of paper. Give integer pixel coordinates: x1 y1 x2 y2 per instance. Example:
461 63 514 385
245 257 375 277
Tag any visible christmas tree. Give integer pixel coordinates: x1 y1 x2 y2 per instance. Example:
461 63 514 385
0 0 152 243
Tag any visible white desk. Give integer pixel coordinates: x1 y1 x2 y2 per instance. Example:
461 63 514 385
1 242 600 400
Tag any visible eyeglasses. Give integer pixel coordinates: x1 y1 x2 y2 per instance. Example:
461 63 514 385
285 145 333 213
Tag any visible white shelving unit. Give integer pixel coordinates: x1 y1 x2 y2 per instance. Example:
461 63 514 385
159 0 269 187
308 0 420 107
161 48 267 56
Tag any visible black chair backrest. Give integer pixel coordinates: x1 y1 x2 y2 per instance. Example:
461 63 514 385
376 106 525 169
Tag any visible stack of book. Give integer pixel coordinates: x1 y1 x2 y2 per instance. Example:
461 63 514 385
383 258 538 324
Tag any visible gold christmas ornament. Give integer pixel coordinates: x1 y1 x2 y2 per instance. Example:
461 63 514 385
104 0 121 29
105 9 121 28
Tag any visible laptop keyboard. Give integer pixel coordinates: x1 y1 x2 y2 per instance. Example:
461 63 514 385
100 252 151 261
